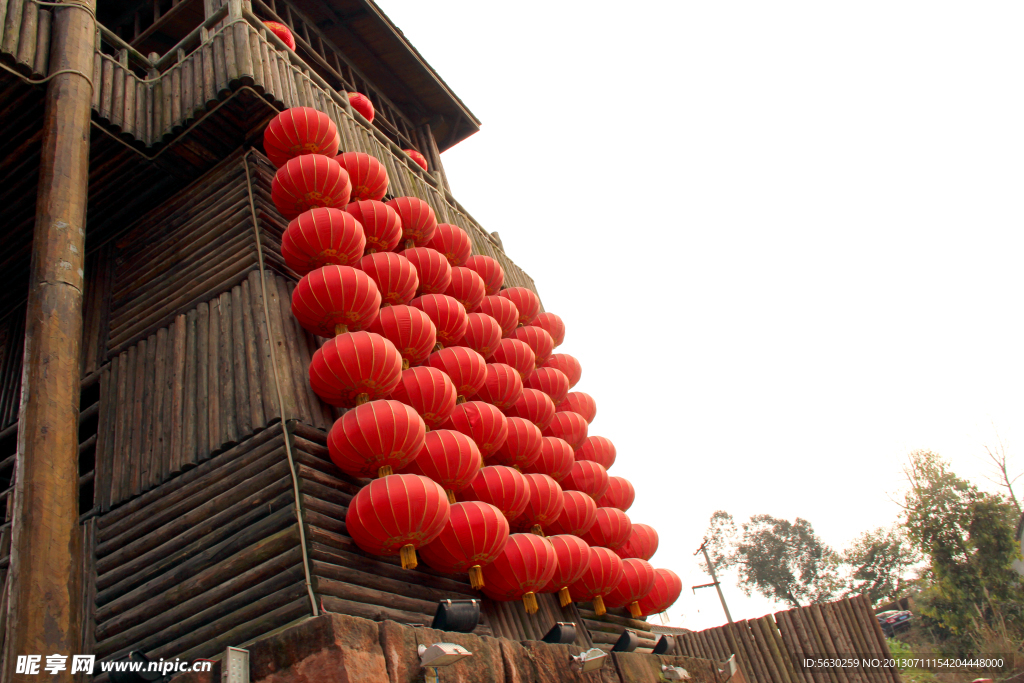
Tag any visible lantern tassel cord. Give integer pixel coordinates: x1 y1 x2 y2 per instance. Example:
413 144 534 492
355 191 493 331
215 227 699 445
523 591 539 615
446 490 456 504
401 358 410 370
455 395 466 404
469 565 484 590
355 392 370 405
335 323 349 336
400 544 418 570
559 587 572 608
378 464 394 478
628 601 643 619
530 524 544 537
593 595 607 617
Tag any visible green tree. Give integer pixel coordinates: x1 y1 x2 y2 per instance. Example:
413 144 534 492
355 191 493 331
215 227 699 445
842 526 919 606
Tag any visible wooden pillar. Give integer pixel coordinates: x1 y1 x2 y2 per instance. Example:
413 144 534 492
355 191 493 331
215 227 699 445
4 0 95 678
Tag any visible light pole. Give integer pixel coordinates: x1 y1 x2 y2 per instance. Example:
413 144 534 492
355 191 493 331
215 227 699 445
693 539 734 623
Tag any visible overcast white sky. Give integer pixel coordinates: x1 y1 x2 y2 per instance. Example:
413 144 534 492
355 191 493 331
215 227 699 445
375 1 1024 629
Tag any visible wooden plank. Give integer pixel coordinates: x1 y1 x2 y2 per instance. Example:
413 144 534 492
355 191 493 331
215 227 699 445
128 341 146 497
230 284 251 438
151 326 169 489
207 295 221 455
218 290 238 447
169 313 186 475
239 279 264 431
246 270 278 423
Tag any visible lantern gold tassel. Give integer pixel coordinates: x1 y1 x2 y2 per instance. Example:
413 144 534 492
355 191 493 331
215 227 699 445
469 565 484 590
447 490 456 504
400 544 418 570
405 239 415 250
334 323 349 336
523 592 539 614
402 358 410 370
378 464 394 478
434 342 444 351
593 595 607 617
559 587 572 608
628 601 642 619
530 524 544 537
355 393 370 405
456 395 467 405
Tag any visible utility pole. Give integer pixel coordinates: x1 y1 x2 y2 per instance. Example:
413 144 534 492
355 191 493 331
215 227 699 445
693 539 734 624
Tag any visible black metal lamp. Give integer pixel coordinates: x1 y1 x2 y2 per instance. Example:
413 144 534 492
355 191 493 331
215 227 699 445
431 599 480 633
542 622 577 644
611 629 639 653
653 635 673 655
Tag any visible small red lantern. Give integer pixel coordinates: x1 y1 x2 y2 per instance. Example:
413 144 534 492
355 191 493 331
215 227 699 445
357 252 419 306
511 473 563 535
490 338 535 379
604 558 657 618
476 296 519 337
263 20 296 50
497 287 541 325
401 247 452 295
442 401 508 458
387 196 437 248
615 524 659 562
263 107 338 168
557 392 596 424
402 429 482 502
309 331 402 407
596 476 635 512
636 568 683 617
568 546 624 616
272 154 351 220
418 501 510 589
540 534 590 607
367 305 436 368
562 460 609 501
475 363 524 411
346 200 402 253
524 367 570 405
336 151 388 202
291 265 381 336
581 507 632 550
328 399 426 478
489 416 542 469
524 436 575 483
404 148 428 171
457 465 529 522
456 313 502 359
409 294 467 347
503 387 556 431
446 267 486 312
546 490 598 537
480 533 557 614
466 255 504 296
575 436 616 469
510 326 554 367
425 346 486 400
542 411 588 449
281 207 365 275
533 312 566 347
344 473 449 569
428 224 473 266
543 353 582 388
389 366 456 429
348 91 374 122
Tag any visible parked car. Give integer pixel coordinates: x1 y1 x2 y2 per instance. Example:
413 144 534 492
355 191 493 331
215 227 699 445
876 609 913 636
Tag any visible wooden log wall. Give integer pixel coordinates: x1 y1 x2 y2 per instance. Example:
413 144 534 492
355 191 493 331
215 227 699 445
0 0 54 80
0 307 24 431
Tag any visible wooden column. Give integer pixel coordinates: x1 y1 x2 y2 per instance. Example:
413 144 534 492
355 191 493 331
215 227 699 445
4 0 95 678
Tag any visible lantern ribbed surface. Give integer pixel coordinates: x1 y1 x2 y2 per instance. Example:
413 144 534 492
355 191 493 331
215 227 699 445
614 524 659 562
543 353 582 388
542 411 588 450
524 436 575 483
387 196 437 247
271 154 351 220
418 501 510 588
309 331 402 407
401 247 452 295
524 367 570 405
557 392 597 424
345 200 402 253
281 207 365 275
401 429 482 496
511 473 564 534
357 252 419 306
636 568 683 617
263 107 339 168
466 255 504 296
475 363 524 411
491 338 535 379
510 326 555 366
480 533 558 613
497 287 541 325
568 546 624 616
428 223 473 266
476 296 519 337
456 313 503 359
562 460 610 501
404 148 428 171
410 294 467 347
336 151 388 202
546 490 598 537
388 366 457 429
489 416 542 469
595 476 636 512
503 387 556 431
575 436 616 469
367 305 436 368
532 312 566 347
540 534 590 607
445 266 486 312
442 401 508 458
264 20 296 50
604 558 657 617
425 346 487 399
327 399 426 478
456 465 529 521
348 92 375 122
291 265 381 336
581 507 632 550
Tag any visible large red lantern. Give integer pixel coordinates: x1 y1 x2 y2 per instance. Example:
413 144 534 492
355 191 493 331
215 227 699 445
575 436 616 469
476 296 519 337
546 490 597 537
346 200 402 253
510 326 555 366
525 367 570 405
543 353 582 388
428 223 473 266
457 465 529 521
557 392 596 424
263 20 296 50
604 558 657 618
581 507 632 550
348 91 374 122
309 331 402 407
542 411 588 449
442 401 508 458
475 363 524 411
540 534 590 607
596 476 635 512
344 473 449 569
418 501 509 589
401 247 452 295
511 473 563 535
425 346 486 400
456 313 502 359
281 207 365 275
336 151 388 202
402 429 482 501
489 416 542 469
272 154 351 220
562 460 609 501
291 265 381 336
327 399 426 478
615 524 659 562
497 287 541 325
389 366 456 429
357 252 419 306
263 107 339 168
480 533 557 614
524 436 575 483
568 547 624 616
446 267 486 312
387 196 437 248
404 148 428 171
466 255 504 296
636 568 683 617
533 312 566 347
503 387 556 431
490 339 535 379
409 294 467 347
367 305 436 368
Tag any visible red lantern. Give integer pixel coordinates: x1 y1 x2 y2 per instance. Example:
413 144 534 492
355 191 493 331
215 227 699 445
428 223 473 266
490 338 535 379
309 331 402 407
418 501 510 589
543 353 582 388
367 305 436 368
596 476 635 512
445 266 486 312
615 524 659 562
281 207 365 275
562 460 609 501
525 367 570 405
466 255 504 296
403 148 428 171
402 247 452 295
348 91 374 122
291 265 381 336
263 107 338 168
497 287 541 325
263 20 296 50
442 401 508 458
344 473 449 569
336 151 388 202
425 346 486 399
456 313 502 359
581 507 632 550
389 366 456 429
542 411 588 450
503 387 556 431
557 392 596 424
524 436 575 483
540 534 590 607
510 326 555 366
457 465 529 521
475 363 524 411
489 416 542 469
327 399 426 478
272 154 351 220
636 568 683 617
387 196 437 248
546 490 598 537
575 436 616 469
480 533 557 614
533 312 566 347
410 294 467 347
402 429 482 501
511 473 564 535
568 546 624 616
346 200 402 253
357 252 419 306
476 296 519 337
604 558 657 618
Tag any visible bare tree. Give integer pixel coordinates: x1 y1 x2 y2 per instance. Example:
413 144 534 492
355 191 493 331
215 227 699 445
983 436 1022 516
